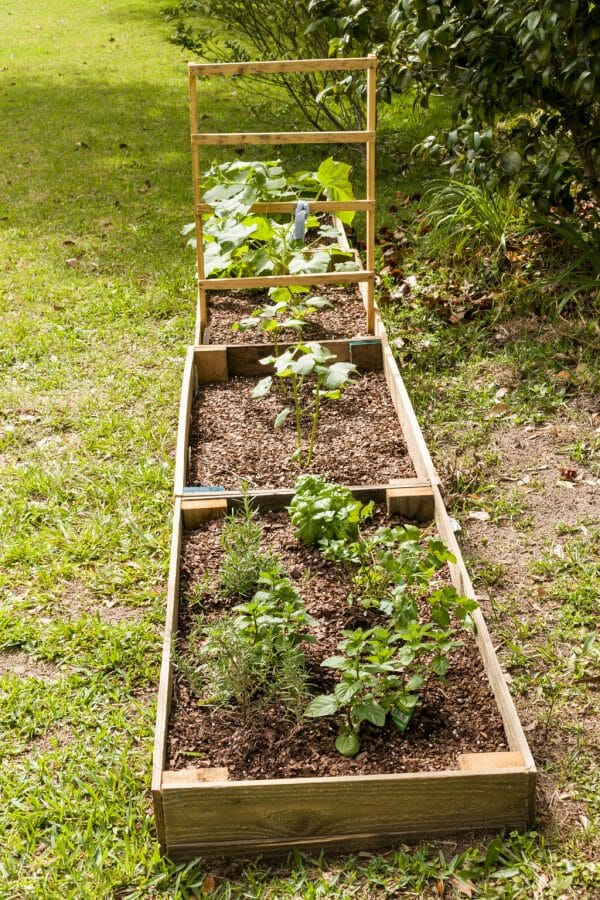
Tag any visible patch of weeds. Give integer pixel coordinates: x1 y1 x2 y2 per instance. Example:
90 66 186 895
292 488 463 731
531 526 600 629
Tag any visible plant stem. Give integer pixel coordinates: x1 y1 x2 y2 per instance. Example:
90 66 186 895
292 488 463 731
307 376 321 466
292 374 303 467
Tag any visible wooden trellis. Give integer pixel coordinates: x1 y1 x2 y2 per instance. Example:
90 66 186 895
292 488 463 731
188 56 377 343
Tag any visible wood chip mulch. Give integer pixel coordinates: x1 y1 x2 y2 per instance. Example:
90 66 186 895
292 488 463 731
203 286 368 345
167 511 508 780
189 371 415 489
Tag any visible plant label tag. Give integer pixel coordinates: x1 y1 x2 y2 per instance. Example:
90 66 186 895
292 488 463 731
293 200 310 242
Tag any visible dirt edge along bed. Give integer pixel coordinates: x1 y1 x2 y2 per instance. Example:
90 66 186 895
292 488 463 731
189 370 415 490
168 508 507 781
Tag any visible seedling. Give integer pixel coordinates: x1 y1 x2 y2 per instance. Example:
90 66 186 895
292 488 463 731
232 285 333 355
252 341 359 467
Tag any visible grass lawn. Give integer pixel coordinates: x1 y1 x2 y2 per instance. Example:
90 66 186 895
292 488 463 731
0 1 598 896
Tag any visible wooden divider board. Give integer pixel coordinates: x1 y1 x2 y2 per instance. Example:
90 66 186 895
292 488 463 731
188 56 377 344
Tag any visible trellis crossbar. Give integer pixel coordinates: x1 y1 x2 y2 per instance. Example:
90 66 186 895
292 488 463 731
188 56 377 343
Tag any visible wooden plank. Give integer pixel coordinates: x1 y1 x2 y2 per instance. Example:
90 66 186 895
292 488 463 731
189 73 207 343
386 484 434 521
197 200 374 215
181 482 429 507
193 346 228 383
191 131 375 147
161 768 531 856
181 497 228 528
151 499 183 847
188 58 376 77
365 55 377 334
163 767 229 785
173 348 196 497
349 338 383 371
459 752 525 771
199 271 373 291
224 339 351 377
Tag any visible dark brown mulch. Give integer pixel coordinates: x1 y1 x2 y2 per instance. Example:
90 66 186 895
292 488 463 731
204 286 369 345
189 371 415 489
167 510 508 779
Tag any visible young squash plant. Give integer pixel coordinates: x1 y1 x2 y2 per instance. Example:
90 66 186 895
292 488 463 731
252 341 360 467
232 285 333 356
183 157 360 279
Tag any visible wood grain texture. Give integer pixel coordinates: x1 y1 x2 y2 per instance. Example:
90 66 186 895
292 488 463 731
459 752 525 771
161 768 531 858
365 56 377 334
151 499 183 847
181 498 228 528
192 131 375 147
188 58 376 76
173 348 196 497
197 200 374 215
198 271 374 291
193 346 228 383
386 485 434 521
179 482 434 520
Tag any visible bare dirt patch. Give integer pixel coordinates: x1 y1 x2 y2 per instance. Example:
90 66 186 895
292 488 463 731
0 650 61 683
455 406 599 843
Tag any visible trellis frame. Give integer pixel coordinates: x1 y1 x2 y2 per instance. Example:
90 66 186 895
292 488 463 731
188 56 377 343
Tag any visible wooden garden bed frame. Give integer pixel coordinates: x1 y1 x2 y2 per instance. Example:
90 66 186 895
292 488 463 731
188 56 377 344
152 55 535 860
154 302 536 860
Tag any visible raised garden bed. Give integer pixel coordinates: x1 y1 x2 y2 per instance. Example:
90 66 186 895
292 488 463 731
173 335 435 511
153 491 535 860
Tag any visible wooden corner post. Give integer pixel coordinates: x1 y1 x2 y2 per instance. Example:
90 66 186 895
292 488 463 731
188 66 207 344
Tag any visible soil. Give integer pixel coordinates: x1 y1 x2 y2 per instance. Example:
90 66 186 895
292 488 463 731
203 287 369 346
167 510 508 780
452 404 600 839
189 371 415 489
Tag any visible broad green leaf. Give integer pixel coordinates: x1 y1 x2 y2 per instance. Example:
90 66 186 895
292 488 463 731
274 406 292 428
305 694 339 717
335 731 360 756
251 376 273 398
323 361 359 389
431 655 450 677
353 700 386 727
321 655 348 669
334 680 360 703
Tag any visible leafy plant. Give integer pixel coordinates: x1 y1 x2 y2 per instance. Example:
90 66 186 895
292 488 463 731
218 489 278 598
167 0 369 129
232 286 333 355
291 483 477 755
182 158 359 280
289 475 373 546
305 622 462 756
252 341 360 466
186 566 314 717
420 180 526 255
